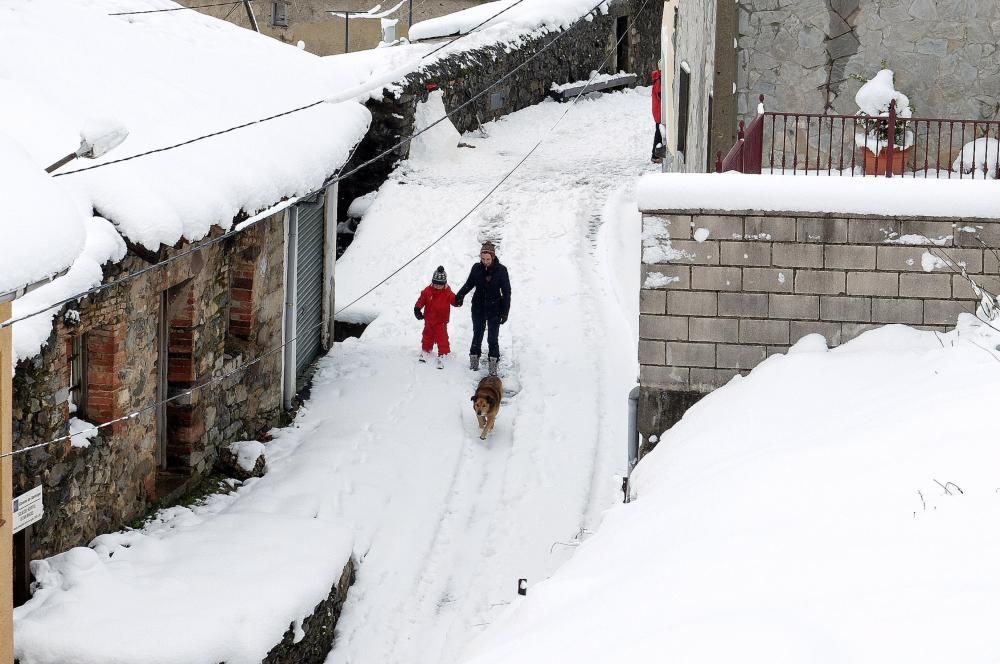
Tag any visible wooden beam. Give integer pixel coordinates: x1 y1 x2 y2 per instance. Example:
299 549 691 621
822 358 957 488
1 300 15 662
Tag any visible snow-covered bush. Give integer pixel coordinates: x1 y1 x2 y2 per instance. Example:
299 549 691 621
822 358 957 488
853 69 914 149
952 137 1000 178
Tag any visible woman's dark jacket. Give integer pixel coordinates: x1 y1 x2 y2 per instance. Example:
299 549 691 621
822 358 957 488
456 259 511 318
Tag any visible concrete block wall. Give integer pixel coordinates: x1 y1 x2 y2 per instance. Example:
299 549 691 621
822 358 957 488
640 210 1000 394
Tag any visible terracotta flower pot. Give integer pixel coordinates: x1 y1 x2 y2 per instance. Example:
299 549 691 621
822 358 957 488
862 145 912 176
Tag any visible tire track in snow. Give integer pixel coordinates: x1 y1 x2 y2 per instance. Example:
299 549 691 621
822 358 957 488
327 89 652 664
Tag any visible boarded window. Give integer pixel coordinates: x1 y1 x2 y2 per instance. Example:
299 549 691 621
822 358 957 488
616 16 630 72
68 333 88 420
678 68 691 155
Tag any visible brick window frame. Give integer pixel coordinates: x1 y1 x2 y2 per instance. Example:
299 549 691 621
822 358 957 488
228 247 260 345
85 325 125 428
67 333 88 420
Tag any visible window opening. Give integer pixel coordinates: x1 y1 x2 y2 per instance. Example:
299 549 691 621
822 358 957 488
678 66 691 155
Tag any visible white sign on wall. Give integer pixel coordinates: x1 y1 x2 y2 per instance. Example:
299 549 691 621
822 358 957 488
12 485 43 534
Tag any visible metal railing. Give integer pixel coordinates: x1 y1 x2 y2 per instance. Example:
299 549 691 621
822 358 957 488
716 96 1000 179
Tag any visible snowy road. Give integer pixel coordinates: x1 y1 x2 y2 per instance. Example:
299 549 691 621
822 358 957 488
316 88 652 663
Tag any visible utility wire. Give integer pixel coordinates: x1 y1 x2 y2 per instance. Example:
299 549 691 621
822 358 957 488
335 0 644 316
419 0 528 60
50 99 326 177
2 0 609 330
5 0 639 460
221 0 242 21
52 0 537 179
109 1 244 16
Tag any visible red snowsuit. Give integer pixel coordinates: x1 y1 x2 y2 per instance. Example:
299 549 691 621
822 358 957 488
415 284 455 356
651 70 662 124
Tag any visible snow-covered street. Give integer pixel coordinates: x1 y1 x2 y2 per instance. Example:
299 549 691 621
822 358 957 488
14 86 654 664
325 87 650 663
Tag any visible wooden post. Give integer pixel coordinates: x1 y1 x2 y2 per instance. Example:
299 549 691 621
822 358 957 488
1 300 15 663
242 0 259 32
885 99 896 178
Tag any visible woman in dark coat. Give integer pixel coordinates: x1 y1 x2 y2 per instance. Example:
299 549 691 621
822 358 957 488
455 241 511 376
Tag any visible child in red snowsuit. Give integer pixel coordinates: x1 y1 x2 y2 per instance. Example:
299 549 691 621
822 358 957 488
413 266 456 362
651 69 665 163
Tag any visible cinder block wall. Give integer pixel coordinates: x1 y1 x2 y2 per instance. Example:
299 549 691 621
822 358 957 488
639 210 1000 400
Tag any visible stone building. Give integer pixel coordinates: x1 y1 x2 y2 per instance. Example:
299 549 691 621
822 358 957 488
735 0 1000 122
180 0 488 56
341 0 664 214
657 0 1000 173
2 2 371 603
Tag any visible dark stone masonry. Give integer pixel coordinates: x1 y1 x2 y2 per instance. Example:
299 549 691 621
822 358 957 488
261 560 355 664
12 211 286 563
341 0 662 216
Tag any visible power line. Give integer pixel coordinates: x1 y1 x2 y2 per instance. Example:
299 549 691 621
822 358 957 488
2 0 609 330
221 0 242 21
419 0 528 60
51 0 536 179
5 0 643 460
109 1 244 16
335 1 642 315
50 99 326 177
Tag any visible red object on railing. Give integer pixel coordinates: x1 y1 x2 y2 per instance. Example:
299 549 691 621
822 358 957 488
719 114 765 174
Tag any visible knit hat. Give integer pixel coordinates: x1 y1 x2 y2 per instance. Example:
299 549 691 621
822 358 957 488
480 241 496 257
432 265 447 285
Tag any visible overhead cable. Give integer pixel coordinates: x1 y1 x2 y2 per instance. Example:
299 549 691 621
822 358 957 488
5 0 641 460
2 0 610 330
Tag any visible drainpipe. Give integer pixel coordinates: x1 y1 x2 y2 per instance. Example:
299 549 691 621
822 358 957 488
283 205 299 410
623 385 640 503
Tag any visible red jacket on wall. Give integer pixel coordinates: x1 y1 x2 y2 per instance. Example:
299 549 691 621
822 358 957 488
651 70 662 125
415 285 455 325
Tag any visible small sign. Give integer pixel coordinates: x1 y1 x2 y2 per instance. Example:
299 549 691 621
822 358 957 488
12 485 43 534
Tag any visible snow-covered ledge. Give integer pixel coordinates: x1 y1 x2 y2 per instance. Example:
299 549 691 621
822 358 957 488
634 172 1000 450
637 173 1000 219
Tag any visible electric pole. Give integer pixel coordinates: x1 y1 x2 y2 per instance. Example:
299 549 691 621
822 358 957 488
242 0 259 32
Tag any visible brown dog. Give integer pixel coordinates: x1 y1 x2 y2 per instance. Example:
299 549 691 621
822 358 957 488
471 375 503 440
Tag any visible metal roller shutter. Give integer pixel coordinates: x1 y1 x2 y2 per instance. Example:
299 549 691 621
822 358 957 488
295 196 326 381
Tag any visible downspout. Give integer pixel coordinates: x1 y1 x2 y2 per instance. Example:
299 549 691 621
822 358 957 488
624 385 640 503
283 205 299 410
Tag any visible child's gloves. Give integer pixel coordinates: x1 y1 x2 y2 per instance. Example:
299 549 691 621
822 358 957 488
414 307 424 320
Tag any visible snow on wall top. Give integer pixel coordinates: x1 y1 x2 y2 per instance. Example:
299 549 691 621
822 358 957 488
409 0 610 42
0 133 87 296
637 173 1000 220
0 0 372 251
458 317 1000 664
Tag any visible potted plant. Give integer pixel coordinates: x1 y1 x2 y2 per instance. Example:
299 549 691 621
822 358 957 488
852 68 915 176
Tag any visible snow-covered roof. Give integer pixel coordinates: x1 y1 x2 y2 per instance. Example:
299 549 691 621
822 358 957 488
0 0 372 251
637 173 1000 219
409 0 611 42
0 133 86 298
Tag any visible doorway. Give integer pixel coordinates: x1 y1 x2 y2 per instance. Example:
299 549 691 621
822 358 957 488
616 16 630 72
157 279 197 478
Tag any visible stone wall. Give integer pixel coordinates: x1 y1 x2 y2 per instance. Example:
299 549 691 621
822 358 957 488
178 0 386 56
12 211 286 562
637 207 1000 439
262 559 355 664
665 0 717 172
340 0 662 214
737 0 1000 121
